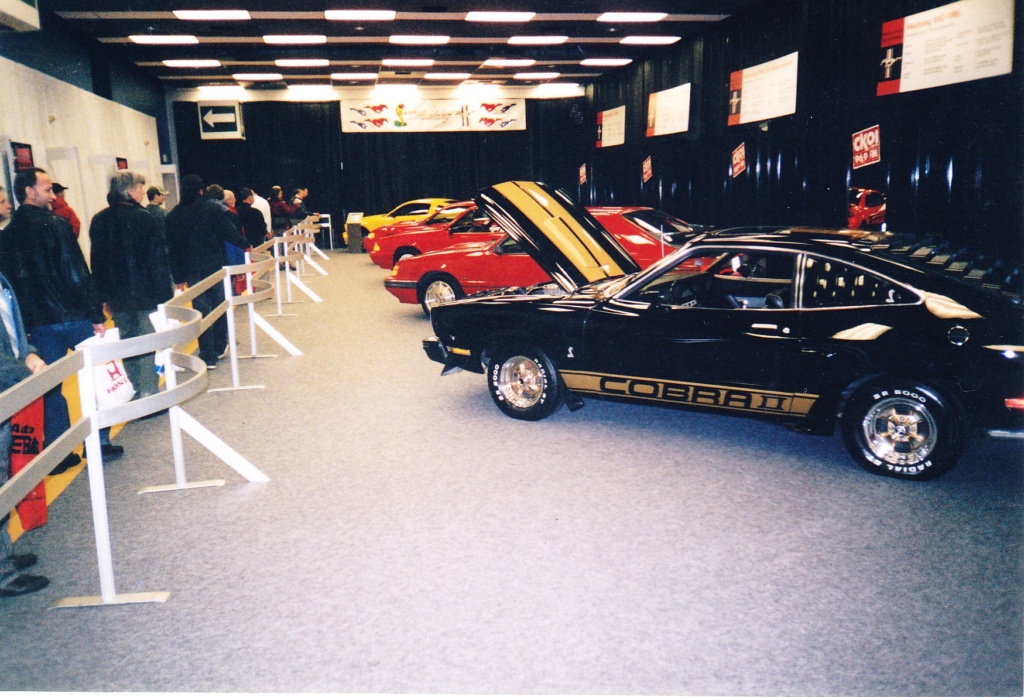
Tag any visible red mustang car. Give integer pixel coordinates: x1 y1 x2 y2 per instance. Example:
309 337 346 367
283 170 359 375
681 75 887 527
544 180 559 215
384 206 701 314
367 201 501 268
848 187 886 229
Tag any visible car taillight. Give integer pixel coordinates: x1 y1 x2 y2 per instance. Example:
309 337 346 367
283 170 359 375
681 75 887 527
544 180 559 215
1006 398 1024 410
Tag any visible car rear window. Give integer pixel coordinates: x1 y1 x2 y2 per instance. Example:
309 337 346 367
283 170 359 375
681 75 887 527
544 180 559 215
802 256 914 308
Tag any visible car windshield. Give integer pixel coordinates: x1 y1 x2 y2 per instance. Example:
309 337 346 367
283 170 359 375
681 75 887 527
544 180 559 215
849 189 863 205
621 209 694 243
425 206 472 225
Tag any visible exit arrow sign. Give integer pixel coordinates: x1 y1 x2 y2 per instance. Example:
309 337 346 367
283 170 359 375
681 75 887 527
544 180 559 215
198 102 245 140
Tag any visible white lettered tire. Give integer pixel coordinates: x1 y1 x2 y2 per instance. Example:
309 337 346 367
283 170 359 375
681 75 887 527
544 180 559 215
841 382 964 480
487 346 563 421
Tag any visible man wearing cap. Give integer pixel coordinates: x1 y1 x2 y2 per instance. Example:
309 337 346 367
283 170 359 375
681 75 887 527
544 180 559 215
145 186 169 230
50 183 81 238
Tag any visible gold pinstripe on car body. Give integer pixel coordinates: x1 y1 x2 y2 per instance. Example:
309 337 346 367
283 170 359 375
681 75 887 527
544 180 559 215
559 369 819 416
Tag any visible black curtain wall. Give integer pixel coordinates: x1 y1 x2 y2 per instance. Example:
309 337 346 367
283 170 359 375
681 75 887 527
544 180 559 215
584 0 1024 261
173 0 1021 262
174 100 344 222
174 98 588 223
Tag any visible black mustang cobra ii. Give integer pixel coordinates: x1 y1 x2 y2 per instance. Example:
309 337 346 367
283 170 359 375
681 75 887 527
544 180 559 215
423 181 1024 480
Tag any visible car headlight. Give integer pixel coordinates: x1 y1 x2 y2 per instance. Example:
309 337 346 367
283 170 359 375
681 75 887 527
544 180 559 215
367 232 375 239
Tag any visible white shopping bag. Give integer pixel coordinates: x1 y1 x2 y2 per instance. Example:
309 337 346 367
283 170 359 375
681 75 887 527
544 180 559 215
77 328 136 408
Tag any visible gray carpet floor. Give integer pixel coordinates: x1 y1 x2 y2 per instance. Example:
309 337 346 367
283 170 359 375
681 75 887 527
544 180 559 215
0 251 1020 695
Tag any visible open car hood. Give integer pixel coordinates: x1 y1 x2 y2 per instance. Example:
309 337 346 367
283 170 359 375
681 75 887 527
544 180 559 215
476 181 642 293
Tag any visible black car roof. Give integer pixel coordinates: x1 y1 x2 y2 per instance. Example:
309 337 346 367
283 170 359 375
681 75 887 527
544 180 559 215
685 228 1017 312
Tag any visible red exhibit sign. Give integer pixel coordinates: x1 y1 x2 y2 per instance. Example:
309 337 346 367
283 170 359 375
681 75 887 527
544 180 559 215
731 143 746 177
641 156 653 183
852 125 881 169
579 163 587 185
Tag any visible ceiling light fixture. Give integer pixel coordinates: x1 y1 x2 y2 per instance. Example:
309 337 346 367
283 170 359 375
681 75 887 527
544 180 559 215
287 84 335 91
465 11 535 22
325 10 396 21
483 58 536 67
382 58 434 67
580 58 633 66
508 36 567 45
163 59 222 68
424 72 471 80
331 72 378 80
172 10 251 21
129 35 199 44
275 59 330 67
233 73 283 81
597 12 667 22
620 36 681 45
263 35 327 45
514 72 560 80
388 35 450 45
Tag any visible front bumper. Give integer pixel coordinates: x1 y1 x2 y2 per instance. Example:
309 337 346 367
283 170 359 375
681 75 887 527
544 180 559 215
384 278 417 305
422 336 481 374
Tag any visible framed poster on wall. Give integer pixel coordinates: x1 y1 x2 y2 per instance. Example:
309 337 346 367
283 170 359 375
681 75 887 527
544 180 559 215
10 141 34 171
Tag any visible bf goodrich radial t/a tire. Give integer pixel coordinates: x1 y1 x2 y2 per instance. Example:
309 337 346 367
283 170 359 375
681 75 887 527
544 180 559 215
418 274 463 316
487 346 563 421
840 382 964 480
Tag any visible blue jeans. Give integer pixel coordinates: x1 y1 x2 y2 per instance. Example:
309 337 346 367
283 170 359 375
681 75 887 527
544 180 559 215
29 321 111 447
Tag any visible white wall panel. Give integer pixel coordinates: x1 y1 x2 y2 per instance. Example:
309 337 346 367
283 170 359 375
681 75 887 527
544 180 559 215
0 55 161 264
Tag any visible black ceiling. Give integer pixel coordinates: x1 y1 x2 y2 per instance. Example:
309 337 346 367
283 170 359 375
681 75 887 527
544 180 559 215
40 0 770 89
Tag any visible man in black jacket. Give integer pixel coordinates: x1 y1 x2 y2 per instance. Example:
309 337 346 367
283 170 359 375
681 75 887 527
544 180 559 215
164 174 251 368
237 187 268 249
90 171 175 399
0 168 121 467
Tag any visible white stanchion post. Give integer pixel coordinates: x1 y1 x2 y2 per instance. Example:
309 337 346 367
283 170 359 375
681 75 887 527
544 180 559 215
245 252 258 354
209 273 266 393
302 252 328 276
51 344 170 609
267 238 296 317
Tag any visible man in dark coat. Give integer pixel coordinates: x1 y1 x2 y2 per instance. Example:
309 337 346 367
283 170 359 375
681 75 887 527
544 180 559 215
89 171 175 398
237 187 268 249
0 168 121 468
164 174 251 368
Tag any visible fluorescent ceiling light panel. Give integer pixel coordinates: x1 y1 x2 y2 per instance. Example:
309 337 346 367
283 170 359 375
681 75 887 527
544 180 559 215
163 59 222 67
129 35 199 44
325 10 396 21
465 11 535 22
424 72 471 80
287 84 334 90
620 35 681 45
331 72 378 79
514 72 560 80
597 12 667 22
382 58 434 67
580 58 633 66
233 72 283 81
172 10 251 21
263 35 327 44
483 58 535 67
508 35 567 45
275 59 330 67
389 35 450 45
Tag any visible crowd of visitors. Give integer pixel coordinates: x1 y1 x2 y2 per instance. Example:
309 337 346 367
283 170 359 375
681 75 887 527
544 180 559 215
0 169 309 597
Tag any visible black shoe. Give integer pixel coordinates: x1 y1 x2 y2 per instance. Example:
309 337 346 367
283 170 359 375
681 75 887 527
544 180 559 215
0 573 49 597
12 553 37 571
100 443 124 459
50 452 81 475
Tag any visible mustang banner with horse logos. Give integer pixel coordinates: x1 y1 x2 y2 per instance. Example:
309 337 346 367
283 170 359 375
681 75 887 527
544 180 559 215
341 99 525 133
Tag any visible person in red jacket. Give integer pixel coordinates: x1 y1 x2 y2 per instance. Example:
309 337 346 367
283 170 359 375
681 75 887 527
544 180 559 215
269 185 298 234
50 183 81 238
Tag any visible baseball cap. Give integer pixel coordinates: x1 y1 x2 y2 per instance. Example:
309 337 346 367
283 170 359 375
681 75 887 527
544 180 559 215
52 183 68 194
147 186 169 199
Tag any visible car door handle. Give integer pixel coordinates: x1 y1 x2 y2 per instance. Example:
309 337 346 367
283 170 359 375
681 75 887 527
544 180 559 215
751 323 791 334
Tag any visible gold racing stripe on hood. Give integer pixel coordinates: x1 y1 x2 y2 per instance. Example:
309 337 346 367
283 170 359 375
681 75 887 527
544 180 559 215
831 323 893 340
984 345 1024 353
493 181 625 281
922 292 983 320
